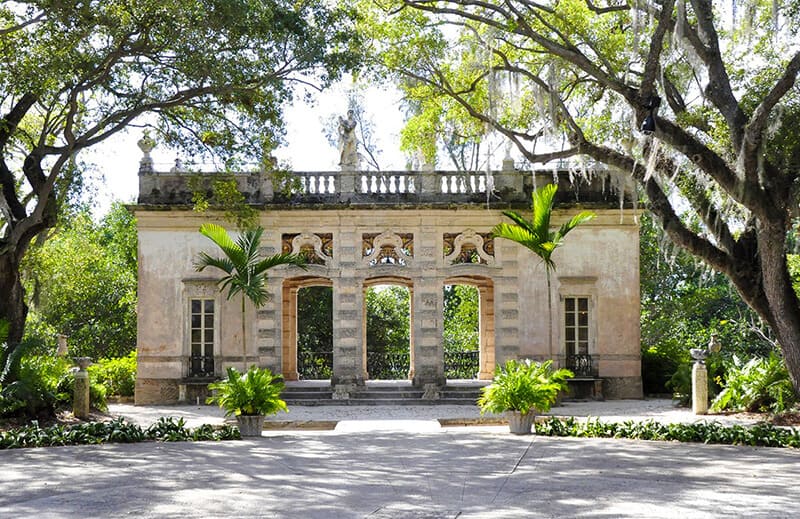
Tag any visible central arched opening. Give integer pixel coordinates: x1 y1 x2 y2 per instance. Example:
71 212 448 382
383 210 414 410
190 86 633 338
363 277 413 380
443 284 480 379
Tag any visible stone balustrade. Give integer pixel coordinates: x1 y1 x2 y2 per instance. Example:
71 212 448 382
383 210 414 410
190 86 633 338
138 161 634 209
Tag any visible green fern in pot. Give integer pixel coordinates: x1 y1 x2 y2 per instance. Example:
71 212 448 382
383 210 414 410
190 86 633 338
207 366 288 436
478 359 573 434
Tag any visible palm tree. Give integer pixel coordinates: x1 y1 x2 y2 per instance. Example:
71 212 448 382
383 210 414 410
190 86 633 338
492 183 595 358
195 223 307 370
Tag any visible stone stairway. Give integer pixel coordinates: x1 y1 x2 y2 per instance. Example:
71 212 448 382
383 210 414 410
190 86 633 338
281 380 487 406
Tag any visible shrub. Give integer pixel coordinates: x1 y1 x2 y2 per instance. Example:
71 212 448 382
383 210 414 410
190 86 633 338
1 354 109 418
533 416 800 449
89 352 137 397
711 352 797 413
207 366 288 417
478 359 573 416
0 417 240 449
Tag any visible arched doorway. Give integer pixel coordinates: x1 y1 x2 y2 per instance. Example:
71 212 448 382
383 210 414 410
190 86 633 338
363 276 414 380
443 276 495 380
282 276 333 381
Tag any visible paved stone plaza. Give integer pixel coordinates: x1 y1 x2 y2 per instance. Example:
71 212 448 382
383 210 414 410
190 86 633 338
1 402 799 518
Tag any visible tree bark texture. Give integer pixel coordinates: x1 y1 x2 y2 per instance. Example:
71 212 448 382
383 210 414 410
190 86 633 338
0 252 28 348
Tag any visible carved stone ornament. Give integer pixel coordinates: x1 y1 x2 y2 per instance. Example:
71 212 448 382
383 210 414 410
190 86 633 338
282 233 333 266
443 229 495 266
362 231 414 266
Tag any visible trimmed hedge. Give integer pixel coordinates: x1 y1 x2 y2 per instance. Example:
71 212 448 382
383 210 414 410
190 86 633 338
0 417 240 449
535 417 800 448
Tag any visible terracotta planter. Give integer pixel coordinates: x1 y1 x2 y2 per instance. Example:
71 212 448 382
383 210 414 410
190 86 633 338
506 410 535 435
236 415 265 437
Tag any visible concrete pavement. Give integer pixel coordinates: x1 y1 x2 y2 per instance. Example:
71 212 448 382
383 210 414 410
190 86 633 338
1 399 798 517
1 425 798 518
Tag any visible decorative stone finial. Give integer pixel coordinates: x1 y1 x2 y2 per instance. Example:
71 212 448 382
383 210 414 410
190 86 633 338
138 131 156 174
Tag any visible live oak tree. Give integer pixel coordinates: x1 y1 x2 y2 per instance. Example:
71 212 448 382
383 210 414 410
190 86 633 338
0 1 360 366
366 1 800 393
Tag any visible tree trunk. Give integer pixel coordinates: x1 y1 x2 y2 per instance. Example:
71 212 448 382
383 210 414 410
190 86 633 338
241 294 247 371
0 251 28 366
757 220 800 394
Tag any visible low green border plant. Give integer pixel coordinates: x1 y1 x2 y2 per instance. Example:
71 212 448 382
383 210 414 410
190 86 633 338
0 416 240 449
534 416 800 449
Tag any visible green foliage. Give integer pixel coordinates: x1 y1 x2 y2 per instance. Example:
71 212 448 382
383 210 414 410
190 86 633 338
492 184 595 274
0 0 362 360
297 286 333 379
21 204 138 359
789 254 800 296
1 354 110 418
534 417 800 449
88 352 137 398
711 353 797 414
189 175 258 230
366 286 410 356
0 417 240 449
667 358 724 407
639 214 774 394
443 285 479 353
478 359 573 416
207 366 288 417
196 224 307 307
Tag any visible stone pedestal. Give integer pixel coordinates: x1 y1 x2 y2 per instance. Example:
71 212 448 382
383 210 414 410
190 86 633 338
692 362 708 415
73 369 90 419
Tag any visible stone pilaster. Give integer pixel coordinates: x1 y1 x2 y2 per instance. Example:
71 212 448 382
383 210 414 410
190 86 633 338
332 230 363 387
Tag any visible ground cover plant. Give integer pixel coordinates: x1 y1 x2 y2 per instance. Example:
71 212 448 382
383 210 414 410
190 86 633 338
534 416 800 449
0 416 239 449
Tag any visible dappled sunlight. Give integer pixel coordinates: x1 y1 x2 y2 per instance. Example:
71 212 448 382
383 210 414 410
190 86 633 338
1 429 799 517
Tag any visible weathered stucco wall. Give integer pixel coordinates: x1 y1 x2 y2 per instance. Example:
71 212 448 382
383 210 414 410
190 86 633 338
134 205 641 404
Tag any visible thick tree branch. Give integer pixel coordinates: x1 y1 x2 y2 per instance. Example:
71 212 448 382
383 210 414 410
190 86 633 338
688 0 748 150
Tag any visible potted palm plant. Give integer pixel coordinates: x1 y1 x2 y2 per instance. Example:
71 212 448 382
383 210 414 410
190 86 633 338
206 366 288 436
478 359 573 434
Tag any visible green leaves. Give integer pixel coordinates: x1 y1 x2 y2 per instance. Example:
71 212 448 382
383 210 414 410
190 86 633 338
478 359 573 416
492 184 595 272
20 203 138 359
195 223 307 307
0 416 240 449
207 366 288 417
711 352 797 414
534 416 800 449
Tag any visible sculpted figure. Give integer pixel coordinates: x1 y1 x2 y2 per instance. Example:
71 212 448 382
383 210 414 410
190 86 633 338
338 110 358 169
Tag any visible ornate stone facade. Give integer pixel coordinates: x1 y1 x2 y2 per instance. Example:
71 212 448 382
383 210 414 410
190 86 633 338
134 160 643 403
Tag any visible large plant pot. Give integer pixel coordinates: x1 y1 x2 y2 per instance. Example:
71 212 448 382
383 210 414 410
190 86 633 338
507 411 535 435
236 415 265 437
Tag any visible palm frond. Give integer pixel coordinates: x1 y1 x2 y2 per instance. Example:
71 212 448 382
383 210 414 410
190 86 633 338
254 253 308 275
531 183 557 238
558 211 596 238
499 210 537 236
194 252 235 274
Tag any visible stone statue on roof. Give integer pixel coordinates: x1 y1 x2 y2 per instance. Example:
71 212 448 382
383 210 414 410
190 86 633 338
338 110 359 170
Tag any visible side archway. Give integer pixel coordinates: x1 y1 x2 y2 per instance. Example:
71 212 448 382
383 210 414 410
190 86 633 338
281 276 333 381
443 275 495 380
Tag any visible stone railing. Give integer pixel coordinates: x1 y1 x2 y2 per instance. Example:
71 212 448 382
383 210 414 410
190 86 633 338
138 163 634 208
